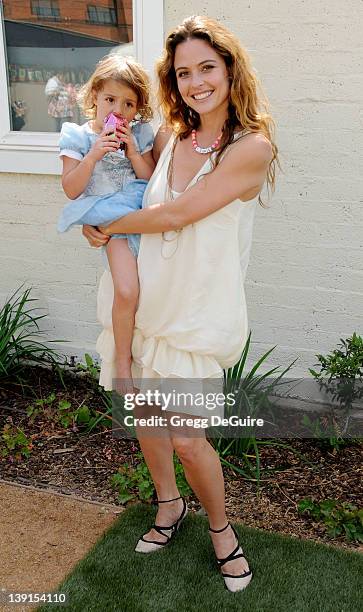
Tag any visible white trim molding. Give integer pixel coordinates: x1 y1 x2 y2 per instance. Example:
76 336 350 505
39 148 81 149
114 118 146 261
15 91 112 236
0 0 164 175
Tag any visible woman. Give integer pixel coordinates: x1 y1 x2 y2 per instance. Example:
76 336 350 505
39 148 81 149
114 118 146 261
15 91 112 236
83 16 277 592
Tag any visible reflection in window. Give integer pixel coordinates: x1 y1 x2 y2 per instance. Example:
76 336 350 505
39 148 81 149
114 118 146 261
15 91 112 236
87 5 117 25
2 0 133 132
31 1 60 21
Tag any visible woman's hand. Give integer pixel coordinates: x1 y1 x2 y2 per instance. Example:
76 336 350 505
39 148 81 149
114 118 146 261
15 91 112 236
82 224 110 247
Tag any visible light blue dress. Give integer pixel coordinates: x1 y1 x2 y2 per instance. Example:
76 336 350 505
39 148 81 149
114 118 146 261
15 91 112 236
57 120 154 257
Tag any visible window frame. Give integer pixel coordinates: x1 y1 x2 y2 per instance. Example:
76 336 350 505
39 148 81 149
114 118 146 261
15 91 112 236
31 0 61 21
87 5 117 26
0 0 164 174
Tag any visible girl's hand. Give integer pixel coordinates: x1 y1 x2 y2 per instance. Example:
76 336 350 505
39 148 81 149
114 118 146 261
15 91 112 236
82 224 110 247
119 122 138 159
87 129 120 163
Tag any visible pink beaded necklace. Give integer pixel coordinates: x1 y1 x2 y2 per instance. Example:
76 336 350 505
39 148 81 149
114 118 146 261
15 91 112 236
191 129 223 154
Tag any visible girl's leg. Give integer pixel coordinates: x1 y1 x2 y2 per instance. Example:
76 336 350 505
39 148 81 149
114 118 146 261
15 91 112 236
106 238 139 394
168 417 250 576
133 402 184 544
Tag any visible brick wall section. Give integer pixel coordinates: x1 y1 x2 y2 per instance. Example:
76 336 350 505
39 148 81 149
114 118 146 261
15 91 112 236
1 0 362 375
3 0 132 43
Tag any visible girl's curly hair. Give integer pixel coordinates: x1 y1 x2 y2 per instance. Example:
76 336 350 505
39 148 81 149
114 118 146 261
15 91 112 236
156 15 280 205
77 53 153 122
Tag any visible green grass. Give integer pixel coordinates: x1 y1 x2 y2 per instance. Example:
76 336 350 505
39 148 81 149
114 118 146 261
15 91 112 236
39 504 362 612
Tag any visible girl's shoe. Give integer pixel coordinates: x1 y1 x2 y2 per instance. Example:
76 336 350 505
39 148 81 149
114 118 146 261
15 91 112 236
135 495 188 553
209 522 253 592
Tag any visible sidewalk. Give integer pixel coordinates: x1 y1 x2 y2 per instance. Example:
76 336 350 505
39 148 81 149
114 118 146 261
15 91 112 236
0 480 121 610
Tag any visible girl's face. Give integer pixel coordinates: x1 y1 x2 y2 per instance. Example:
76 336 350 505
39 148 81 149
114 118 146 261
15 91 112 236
174 38 230 120
92 78 138 129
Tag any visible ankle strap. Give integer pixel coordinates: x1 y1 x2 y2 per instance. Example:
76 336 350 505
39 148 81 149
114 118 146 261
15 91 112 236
209 521 230 533
158 495 182 503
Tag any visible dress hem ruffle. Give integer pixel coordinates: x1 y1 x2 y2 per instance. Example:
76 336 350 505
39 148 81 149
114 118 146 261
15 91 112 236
96 327 224 391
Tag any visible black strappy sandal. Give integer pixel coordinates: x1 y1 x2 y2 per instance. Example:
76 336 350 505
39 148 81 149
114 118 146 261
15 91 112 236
209 522 253 592
135 495 188 553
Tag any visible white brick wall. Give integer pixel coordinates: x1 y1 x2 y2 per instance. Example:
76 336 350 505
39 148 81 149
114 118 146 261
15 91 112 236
1 0 362 375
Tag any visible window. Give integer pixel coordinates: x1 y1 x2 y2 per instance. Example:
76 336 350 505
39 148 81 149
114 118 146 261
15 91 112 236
31 1 60 21
3 0 133 133
0 0 164 174
87 5 117 25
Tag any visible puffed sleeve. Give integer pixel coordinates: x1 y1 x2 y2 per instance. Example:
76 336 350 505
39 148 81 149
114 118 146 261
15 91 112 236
58 122 89 161
132 121 154 155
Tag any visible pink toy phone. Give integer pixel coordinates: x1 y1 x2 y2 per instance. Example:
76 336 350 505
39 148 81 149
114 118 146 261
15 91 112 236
103 112 128 150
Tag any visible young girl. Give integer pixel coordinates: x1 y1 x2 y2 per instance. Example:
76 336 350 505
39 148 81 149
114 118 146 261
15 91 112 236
57 54 155 393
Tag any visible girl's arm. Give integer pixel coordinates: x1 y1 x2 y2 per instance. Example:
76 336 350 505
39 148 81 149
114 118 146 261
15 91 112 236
61 132 120 199
101 133 273 235
128 150 155 180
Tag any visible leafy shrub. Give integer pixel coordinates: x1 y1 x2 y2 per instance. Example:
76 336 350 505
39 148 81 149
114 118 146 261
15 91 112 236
298 498 363 543
110 452 192 504
310 332 363 380
308 333 363 450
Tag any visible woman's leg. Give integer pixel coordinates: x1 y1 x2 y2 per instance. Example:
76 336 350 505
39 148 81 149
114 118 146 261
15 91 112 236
133 402 184 543
106 238 139 394
169 417 250 576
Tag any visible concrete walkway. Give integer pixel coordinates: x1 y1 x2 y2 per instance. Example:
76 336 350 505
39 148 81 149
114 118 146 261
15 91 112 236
0 480 121 611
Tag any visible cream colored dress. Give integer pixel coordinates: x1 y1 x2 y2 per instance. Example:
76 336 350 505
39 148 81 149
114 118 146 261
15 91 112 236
96 131 257 415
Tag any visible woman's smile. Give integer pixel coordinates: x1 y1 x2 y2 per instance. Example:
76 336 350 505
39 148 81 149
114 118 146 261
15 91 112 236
191 90 214 101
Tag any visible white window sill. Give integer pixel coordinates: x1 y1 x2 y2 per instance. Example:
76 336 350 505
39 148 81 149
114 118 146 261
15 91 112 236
0 132 61 174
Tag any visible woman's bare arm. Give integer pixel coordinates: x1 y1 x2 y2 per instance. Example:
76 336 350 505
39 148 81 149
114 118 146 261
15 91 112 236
101 134 272 236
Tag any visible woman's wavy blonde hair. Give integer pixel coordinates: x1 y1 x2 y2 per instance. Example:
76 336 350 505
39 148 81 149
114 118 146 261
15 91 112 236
77 54 153 122
156 15 279 205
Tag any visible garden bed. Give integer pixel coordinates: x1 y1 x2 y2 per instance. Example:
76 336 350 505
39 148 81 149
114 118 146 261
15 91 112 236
0 365 362 552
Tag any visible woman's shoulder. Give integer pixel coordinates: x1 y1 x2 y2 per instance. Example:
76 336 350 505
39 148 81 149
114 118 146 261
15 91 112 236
235 129 272 151
228 130 273 164
153 124 173 163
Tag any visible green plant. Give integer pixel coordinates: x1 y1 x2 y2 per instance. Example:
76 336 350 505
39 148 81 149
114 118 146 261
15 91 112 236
26 393 108 432
310 332 363 380
76 352 101 381
1 423 33 459
110 452 192 504
298 498 363 543
301 414 351 451
74 353 113 433
0 285 63 380
308 333 363 449
211 331 297 482
26 392 57 421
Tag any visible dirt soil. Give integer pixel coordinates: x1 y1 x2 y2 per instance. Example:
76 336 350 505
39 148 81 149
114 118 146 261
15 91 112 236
0 481 121 611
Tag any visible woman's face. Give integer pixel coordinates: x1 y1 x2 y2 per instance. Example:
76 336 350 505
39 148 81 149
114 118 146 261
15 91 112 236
174 38 230 119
